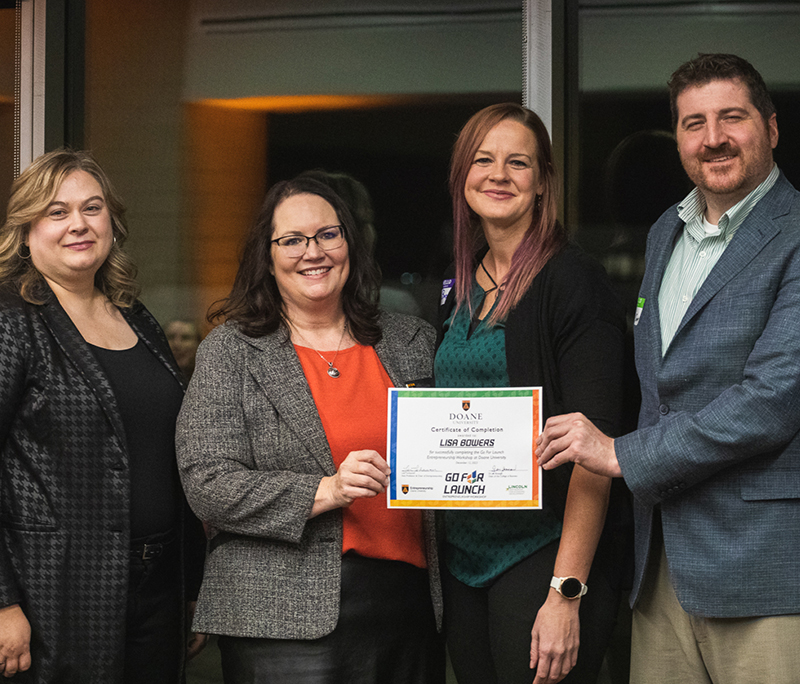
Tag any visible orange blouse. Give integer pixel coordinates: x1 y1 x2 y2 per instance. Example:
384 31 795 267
296 343 427 568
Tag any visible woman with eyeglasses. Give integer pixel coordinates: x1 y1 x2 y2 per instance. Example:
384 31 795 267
176 175 443 683
435 103 628 684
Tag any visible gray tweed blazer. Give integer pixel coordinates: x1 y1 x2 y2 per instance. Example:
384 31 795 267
177 311 442 638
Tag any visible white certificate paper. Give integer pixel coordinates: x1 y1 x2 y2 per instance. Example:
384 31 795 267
387 388 542 509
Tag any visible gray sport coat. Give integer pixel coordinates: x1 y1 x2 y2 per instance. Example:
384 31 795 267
177 311 442 638
617 172 800 618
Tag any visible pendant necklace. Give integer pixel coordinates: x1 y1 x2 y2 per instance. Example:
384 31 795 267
293 322 348 379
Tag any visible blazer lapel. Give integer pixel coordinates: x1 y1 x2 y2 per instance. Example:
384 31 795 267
672 176 791 341
374 313 430 388
122 305 186 390
244 329 335 476
375 336 403 387
37 295 127 448
641 215 683 367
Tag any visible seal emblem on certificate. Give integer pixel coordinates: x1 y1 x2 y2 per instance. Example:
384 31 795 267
386 388 542 509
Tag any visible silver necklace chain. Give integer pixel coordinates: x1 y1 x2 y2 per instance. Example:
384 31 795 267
293 322 348 379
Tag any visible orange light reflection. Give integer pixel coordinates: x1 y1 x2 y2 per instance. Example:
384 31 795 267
195 94 425 113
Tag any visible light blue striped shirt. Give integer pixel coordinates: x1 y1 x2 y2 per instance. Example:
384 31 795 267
658 164 779 354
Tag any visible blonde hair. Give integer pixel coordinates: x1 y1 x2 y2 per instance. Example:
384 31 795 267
0 148 140 306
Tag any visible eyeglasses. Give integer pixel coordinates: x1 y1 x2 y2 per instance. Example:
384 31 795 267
270 225 346 257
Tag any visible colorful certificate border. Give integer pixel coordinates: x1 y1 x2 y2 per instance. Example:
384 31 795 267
387 388 541 509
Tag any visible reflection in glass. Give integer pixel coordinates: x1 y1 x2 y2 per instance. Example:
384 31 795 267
0 7 15 213
576 4 800 316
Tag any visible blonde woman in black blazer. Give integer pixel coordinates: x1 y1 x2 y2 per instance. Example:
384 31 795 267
0 150 205 682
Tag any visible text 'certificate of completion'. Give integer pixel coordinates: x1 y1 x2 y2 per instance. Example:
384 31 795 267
387 388 542 510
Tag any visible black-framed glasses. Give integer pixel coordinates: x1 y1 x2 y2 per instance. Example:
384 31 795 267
270 225 345 257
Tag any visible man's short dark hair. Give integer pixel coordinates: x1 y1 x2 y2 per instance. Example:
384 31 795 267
668 53 775 129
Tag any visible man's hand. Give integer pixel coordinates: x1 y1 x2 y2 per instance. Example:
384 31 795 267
536 413 621 478
0 604 32 678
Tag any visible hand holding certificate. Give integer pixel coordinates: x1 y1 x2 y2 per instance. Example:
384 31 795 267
387 388 542 509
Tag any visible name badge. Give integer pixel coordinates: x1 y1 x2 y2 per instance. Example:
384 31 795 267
634 297 645 326
440 278 454 305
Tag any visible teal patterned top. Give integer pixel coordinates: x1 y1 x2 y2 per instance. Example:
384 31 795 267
434 282 562 587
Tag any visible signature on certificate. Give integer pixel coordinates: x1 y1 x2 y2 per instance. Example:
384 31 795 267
401 466 442 476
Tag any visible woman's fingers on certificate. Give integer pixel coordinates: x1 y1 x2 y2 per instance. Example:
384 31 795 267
333 450 391 505
536 413 620 478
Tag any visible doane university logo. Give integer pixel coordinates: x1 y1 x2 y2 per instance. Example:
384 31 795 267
462 400 470 411
401 484 409 494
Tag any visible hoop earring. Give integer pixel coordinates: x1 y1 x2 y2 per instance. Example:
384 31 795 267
17 244 31 260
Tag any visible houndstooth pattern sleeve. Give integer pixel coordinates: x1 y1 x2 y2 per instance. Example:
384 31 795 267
0 288 32 606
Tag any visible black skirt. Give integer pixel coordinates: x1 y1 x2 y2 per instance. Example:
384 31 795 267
219 552 444 684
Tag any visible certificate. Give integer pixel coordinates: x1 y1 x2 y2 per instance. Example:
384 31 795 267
387 388 542 509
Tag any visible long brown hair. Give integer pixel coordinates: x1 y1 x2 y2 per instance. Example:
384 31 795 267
209 176 382 344
0 148 139 306
449 103 567 325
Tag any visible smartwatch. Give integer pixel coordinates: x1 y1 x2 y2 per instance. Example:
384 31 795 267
550 576 588 599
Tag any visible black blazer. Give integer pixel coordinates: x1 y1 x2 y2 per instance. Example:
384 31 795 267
0 283 201 683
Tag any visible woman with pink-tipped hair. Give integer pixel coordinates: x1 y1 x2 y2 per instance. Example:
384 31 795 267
435 103 629 684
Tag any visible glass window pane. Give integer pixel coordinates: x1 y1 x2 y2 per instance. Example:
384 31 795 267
576 4 800 309
0 7 15 212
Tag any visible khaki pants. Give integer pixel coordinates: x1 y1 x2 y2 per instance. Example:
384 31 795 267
631 536 800 684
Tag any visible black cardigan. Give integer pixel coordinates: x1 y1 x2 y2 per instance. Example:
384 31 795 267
438 244 625 432
436 243 633 584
